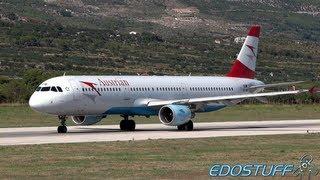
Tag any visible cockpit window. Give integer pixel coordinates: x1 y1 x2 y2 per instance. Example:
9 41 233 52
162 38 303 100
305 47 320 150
57 86 63 92
37 86 63 92
41 87 50 91
51 87 58 92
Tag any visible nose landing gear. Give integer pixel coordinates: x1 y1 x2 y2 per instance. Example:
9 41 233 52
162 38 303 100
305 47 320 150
57 115 67 133
120 115 136 131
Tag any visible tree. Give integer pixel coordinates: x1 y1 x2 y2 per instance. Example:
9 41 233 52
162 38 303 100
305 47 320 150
23 69 50 92
1 80 30 103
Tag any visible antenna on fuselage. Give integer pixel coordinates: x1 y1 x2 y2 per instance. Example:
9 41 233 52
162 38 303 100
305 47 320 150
63 72 66 76
189 73 191 76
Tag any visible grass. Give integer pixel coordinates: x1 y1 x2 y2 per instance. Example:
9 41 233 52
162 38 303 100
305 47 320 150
1 104 320 128
0 134 319 179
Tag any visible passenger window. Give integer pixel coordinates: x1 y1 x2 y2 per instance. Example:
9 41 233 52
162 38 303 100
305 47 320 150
51 87 58 92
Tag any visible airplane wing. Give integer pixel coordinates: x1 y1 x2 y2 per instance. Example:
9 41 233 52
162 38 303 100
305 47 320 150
147 89 308 107
247 81 304 90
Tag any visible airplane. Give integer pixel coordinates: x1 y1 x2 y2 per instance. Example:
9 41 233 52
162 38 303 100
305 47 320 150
29 25 308 133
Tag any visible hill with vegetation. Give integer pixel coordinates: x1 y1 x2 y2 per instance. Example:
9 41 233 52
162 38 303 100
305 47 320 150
0 0 319 102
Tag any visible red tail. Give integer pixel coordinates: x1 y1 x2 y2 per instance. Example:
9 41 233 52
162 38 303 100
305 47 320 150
227 25 261 79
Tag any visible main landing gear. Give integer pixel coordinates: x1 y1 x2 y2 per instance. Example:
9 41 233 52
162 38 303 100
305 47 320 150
120 115 136 131
177 120 193 131
57 115 67 133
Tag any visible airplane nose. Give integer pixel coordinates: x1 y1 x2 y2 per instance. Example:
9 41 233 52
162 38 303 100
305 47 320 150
29 94 43 111
29 93 65 114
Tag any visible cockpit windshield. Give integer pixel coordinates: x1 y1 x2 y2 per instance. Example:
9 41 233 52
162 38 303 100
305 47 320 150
57 87 63 92
36 86 63 92
51 87 58 92
41 87 50 91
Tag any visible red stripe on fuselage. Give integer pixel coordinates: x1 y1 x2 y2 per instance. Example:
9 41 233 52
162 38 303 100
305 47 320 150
226 60 255 79
81 81 101 96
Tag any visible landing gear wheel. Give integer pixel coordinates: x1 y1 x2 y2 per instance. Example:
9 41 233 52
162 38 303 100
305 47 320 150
185 120 193 131
177 120 193 131
57 125 67 133
120 120 127 131
177 124 185 130
57 115 67 133
127 120 136 131
120 119 136 131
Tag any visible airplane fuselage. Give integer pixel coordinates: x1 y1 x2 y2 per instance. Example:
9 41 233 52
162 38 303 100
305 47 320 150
29 75 264 116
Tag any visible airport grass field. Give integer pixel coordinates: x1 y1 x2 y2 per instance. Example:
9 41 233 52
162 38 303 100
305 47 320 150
0 104 320 128
0 134 319 179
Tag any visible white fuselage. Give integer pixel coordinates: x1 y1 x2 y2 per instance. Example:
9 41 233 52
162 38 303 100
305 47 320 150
29 75 264 116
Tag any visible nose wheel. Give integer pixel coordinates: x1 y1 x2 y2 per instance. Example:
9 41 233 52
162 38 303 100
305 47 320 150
120 115 136 131
58 125 67 133
57 116 67 133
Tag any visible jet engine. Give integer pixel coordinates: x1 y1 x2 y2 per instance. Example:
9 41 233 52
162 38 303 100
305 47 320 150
71 115 104 125
158 105 191 126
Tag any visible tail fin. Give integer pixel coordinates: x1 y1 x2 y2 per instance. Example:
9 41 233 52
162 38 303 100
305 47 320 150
227 25 261 79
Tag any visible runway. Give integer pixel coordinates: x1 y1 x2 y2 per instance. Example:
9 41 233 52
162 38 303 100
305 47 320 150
1 120 320 146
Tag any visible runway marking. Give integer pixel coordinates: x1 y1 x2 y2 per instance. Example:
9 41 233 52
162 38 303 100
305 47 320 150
1 120 320 146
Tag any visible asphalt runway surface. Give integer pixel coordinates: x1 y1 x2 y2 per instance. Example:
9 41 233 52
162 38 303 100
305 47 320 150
1 120 320 146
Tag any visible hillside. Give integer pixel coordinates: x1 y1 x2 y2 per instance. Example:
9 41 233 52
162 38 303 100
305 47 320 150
0 0 319 83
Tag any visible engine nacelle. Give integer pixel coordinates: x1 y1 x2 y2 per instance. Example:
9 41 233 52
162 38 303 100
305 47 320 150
158 105 191 126
71 115 104 125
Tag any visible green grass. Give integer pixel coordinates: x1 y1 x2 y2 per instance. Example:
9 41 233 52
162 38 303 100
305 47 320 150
1 104 320 128
0 134 319 179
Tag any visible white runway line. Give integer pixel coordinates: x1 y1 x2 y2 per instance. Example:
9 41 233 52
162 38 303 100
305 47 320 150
1 120 320 146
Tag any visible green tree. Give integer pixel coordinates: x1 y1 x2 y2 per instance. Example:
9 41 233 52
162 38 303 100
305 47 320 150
1 80 30 103
23 69 50 92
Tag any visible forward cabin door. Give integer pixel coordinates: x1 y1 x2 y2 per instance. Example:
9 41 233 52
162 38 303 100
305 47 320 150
69 79 81 101
69 79 86 114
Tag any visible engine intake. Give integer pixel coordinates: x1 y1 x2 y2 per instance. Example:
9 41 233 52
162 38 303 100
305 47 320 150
159 105 191 126
71 115 104 125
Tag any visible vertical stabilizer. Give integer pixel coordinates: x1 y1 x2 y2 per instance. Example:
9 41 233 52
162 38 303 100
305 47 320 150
227 25 261 79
